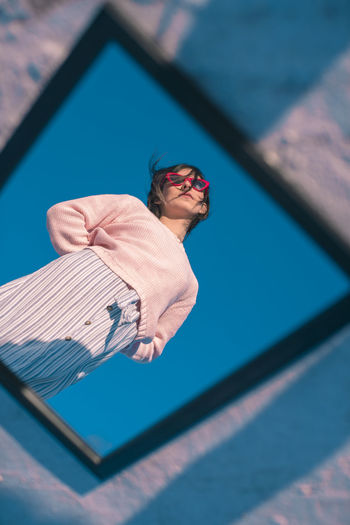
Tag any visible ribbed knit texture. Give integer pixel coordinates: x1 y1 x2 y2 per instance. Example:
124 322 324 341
46 194 199 363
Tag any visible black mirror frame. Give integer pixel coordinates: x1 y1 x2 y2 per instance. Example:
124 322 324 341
1 2 350 480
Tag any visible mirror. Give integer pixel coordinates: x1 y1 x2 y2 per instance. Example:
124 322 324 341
0 40 349 457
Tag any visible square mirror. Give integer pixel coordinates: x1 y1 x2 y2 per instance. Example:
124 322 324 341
1 3 349 478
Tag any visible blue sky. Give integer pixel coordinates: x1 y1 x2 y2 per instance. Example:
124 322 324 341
0 41 348 456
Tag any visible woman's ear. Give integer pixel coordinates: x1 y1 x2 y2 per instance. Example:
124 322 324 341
199 202 208 215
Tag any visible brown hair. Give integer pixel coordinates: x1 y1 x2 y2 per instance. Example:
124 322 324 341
146 153 210 242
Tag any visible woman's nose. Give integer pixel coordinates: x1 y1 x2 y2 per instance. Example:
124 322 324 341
182 178 192 189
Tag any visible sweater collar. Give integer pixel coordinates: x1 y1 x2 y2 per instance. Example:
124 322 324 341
158 219 185 247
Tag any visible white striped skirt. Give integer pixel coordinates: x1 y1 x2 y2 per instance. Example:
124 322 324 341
0 248 141 399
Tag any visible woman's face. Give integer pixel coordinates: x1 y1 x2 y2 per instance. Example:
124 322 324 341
160 168 207 218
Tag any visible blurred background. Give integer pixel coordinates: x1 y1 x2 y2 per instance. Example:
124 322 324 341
0 1 350 524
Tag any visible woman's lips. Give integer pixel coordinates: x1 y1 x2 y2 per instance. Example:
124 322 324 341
180 194 192 198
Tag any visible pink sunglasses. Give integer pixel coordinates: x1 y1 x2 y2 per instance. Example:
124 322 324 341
164 172 210 192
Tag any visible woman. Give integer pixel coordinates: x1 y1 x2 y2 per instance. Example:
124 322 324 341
0 156 210 399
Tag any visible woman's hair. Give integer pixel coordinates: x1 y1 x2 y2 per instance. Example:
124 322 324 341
146 153 210 242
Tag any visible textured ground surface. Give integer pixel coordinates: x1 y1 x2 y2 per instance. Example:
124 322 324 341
0 1 350 524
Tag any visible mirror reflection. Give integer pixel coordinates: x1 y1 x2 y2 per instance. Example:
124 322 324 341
0 41 349 456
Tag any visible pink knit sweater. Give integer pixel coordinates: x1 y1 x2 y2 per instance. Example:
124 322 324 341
46 194 199 363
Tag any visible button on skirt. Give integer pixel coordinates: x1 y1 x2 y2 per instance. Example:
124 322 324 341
0 248 141 399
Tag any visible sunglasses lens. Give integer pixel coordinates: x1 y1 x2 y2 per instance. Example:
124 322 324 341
168 174 184 185
193 179 206 190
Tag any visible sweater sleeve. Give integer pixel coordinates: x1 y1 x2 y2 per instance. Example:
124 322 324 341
119 284 198 363
46 194 130 255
